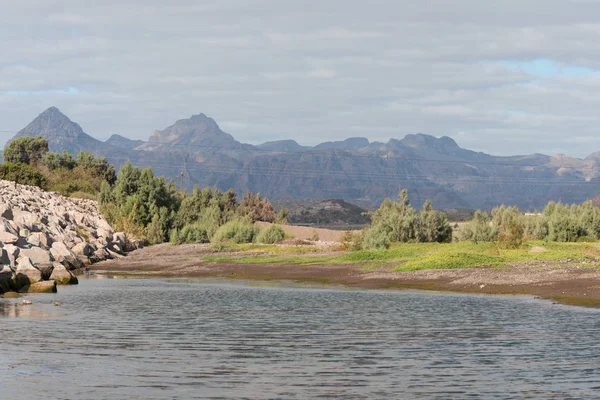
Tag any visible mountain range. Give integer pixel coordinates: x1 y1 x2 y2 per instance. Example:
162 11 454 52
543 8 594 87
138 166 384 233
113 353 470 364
6 106 600 210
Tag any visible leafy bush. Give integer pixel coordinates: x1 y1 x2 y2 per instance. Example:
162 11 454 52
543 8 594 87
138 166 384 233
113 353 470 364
361 224 391 249
176 223 210 244
212 220 259 244
361 190 452 249
238 191 277 223
256 225 286 244
0 162 48 188
2 136 49 165
455 210 496 243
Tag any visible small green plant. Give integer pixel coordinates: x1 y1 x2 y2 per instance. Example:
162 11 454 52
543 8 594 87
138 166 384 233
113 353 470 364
256 224 286 244
212 220 259 244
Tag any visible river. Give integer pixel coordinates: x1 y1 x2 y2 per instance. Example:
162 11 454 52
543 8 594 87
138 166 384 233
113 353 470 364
1 275 600 399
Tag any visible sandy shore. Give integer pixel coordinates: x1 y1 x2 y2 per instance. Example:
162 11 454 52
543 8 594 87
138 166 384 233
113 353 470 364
91 243 600 307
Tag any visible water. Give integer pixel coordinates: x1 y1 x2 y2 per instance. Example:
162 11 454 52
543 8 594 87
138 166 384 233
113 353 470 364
2 276 600 399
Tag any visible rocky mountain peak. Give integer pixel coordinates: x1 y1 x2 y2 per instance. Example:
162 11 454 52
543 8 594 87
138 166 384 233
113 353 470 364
11 107 105 154
399 133 459 149
141 112 251 153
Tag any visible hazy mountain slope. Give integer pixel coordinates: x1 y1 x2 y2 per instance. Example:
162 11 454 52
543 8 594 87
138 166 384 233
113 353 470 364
8 107 600 210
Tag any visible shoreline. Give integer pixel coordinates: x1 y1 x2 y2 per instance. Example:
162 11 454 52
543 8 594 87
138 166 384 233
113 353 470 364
90 243 600 308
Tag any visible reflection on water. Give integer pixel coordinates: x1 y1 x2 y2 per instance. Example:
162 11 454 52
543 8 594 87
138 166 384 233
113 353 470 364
1 276 600 399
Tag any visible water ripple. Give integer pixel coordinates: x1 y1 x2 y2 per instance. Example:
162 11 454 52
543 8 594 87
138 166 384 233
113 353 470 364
1 277 600 399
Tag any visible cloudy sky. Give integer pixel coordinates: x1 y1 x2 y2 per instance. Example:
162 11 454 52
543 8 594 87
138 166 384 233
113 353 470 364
2 0 600 157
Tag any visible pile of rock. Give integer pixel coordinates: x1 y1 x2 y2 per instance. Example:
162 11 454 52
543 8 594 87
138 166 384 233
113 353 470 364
0 180 142 294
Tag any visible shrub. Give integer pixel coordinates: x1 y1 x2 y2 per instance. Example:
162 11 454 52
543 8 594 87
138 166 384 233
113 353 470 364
361 224 391 249
146 213 165 244
498 219 524 249
177 223 210 244
256 224 286 244
212 220 259 244
3 136 49 165
0 162 48 188
456 210 496 243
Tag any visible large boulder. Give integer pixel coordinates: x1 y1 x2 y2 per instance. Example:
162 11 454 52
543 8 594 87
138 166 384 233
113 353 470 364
15 257 43 287
50 241 83 270
2 245 20 268
71 242 93 257
0 231 18 245
0 265 17 292
20 247 53 266
27 232 51 249
50 263 79 285
19 280 57 293
91 248 110 262
0 205 13 220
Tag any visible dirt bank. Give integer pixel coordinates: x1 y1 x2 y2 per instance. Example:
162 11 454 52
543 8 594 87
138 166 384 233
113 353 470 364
91 243 600 307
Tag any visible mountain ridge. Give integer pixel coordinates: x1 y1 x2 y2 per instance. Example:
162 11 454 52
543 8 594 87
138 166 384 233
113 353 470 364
7 106 600 210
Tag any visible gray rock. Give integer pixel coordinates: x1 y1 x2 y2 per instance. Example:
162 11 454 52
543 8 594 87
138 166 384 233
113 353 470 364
20 247 53 266
15 257 42 286
0 265 17 292
50 241 83 270
50 263 78 285
71 242 93 257
2 245 20 268
19 280 57 293
0 205 13 220
0 231 18 245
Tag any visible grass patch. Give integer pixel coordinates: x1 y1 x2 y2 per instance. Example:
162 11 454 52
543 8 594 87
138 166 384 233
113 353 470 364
395 252 505 271
202 241 600 271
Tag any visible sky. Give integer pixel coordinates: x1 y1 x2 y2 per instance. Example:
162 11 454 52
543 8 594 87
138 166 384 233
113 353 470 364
2 0 600 157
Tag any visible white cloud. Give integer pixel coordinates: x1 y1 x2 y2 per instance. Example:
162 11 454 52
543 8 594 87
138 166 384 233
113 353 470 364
2 0 600 157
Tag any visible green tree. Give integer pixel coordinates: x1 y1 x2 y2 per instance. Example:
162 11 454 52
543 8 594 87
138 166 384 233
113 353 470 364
3 136 49 165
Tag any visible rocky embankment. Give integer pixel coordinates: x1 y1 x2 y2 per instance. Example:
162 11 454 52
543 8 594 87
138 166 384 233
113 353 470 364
0 180 141 294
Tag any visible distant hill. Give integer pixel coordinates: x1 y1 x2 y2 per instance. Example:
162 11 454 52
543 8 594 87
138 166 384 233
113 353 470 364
288 199 371 226
8 106 600 210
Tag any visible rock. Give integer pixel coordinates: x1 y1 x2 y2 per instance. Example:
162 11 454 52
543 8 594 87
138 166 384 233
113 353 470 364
0 205 13 220
3 291 20 298
71 242 93 257
50 241 83 270
22 299 32 305
0 249 9 265
108 241 123 254
2 245 20 268
124 239 144 252
27 233 41 247
20 247 53 266
91 248 110 262
113 232 127 245
19 228 30 238
0 231 18 245
49 262 79 285
0 265 17 292
36 263 55 280
19 280 57 293
15 257 43 286
54 302 62 306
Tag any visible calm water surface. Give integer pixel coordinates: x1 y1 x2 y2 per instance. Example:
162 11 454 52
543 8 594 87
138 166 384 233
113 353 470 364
1 275 600 399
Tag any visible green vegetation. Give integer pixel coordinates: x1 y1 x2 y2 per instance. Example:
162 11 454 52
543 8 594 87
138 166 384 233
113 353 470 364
1 137 115 196
456 202 600 246
256 224 286 244
202 241 600 272
212 220 260 244
357 190 452 250
100 161 282 245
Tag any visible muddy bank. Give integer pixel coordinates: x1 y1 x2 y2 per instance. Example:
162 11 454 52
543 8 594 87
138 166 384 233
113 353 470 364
91 243 600 307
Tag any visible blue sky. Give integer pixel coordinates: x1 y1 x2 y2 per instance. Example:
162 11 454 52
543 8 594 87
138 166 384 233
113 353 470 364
3 0 600 157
